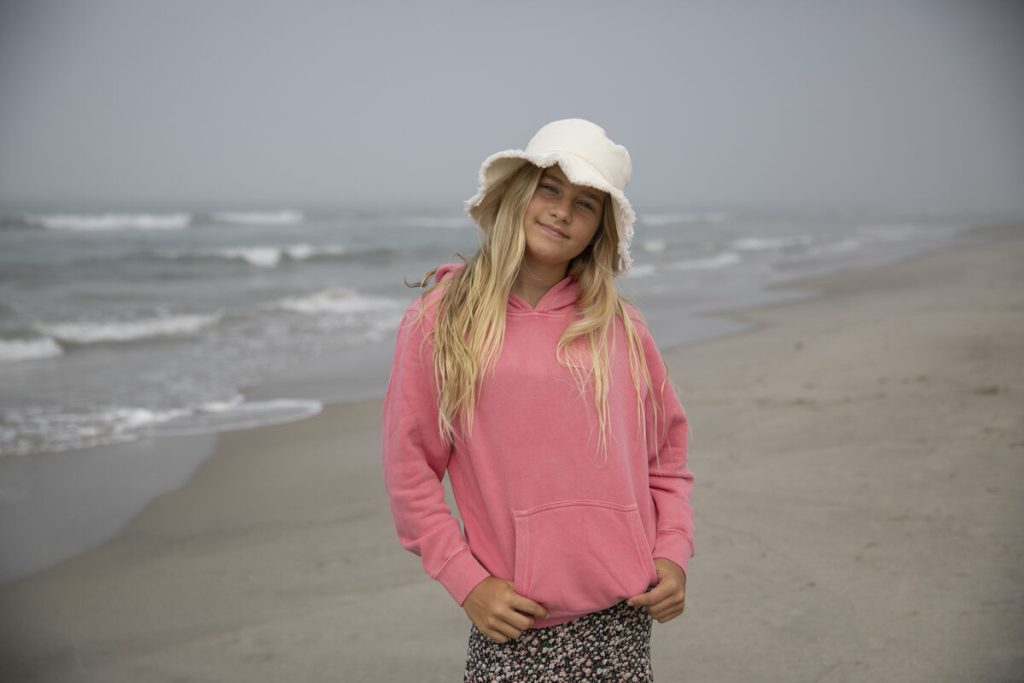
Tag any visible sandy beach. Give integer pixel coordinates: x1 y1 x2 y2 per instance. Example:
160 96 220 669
1 222 1021 682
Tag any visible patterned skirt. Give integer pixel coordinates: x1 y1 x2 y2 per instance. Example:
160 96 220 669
463 595 655 682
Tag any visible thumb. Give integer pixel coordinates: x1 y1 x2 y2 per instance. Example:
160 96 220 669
627 587 654 607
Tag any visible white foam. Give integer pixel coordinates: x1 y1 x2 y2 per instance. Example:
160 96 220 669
272 287 400 316
0 397 322 457
23 212 192 231
669 252 742 271
623 263 657 278
199 393 246 413
398 215 473 229
210 210 304 225
99 405 194 430
367 313 403 337
210 246 284 268
33 312 223 344
641 239 666 253
731 235 812 251
145 398 323 437
157 243 347 267
0 337 64 363
0 404 193 457
641 212 731 227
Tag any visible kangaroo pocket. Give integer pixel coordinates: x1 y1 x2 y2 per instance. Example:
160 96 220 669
512 499 658 619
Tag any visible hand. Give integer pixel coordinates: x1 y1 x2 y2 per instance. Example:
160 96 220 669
626 558 687 623
462 577 550 643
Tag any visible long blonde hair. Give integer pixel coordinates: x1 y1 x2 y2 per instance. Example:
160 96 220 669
408 162 666 467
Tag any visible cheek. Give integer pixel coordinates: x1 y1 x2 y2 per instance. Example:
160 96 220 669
582 217 602 244
523 194 544 223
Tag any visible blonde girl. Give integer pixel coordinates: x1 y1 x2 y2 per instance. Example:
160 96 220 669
382 118 695 681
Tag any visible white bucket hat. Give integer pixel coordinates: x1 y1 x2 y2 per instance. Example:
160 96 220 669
465 118 636 275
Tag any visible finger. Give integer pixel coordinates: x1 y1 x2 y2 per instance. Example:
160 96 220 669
628 580 671 607
648 600 681 620
485 629 510 644
653 611 679 624
647 593 685 620
654 604 684 622
492 619 523 641
502 607 535 632
510 594 549 620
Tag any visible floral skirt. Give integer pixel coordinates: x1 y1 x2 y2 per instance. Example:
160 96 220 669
463 595 654 682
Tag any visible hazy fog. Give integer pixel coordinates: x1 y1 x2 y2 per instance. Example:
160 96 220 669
1 0 1021 215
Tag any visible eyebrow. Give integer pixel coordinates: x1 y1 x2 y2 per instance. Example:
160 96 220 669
541 172 605 202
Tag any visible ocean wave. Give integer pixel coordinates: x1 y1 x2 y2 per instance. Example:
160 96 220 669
857 223 927 242
32 312 223 344
209 210 305 226
269 287 402 316
0 337 64 363
623 263 657 278
805 238 862 256
641 239 666 253
155 243 350 268
145 396 323 438
22 212 193 231
640 212 731 227
397 215 473 229
0 396 323 457
669 252 742 271
731 235 813 251
0 404 192 457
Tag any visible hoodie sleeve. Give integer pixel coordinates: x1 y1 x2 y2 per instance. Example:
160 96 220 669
380 299 492 606
640 323 696 578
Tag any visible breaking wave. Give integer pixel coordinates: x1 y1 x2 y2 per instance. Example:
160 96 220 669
33 312 223 344
22 212 193 231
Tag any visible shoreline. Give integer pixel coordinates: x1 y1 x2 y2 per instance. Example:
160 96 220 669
0 222 977 585
1 221 1021 681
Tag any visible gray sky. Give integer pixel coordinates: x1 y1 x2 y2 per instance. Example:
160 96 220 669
1 0 1022 215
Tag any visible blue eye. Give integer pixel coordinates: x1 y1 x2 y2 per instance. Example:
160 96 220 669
578 200 595 211
540 183 557 194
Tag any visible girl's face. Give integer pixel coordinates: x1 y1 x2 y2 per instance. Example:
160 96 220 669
521 164 606 273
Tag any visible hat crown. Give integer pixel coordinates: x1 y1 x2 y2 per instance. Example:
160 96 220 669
524 118 632 191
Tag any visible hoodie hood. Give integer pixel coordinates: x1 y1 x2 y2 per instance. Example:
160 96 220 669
432 262 580 315
433 262 465 284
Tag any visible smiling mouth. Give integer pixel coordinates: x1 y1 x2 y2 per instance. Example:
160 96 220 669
538 221 569 239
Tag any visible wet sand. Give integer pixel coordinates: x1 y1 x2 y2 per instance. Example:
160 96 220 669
1 223 1021 682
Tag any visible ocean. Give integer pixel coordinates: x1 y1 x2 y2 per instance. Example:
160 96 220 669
0 205 973 580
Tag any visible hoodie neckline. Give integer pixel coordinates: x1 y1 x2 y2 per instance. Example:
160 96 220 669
507 275 579 314
432 262 579 315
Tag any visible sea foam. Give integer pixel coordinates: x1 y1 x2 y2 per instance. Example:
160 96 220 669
669 251 742 270
271 287 400 316
23 213 192 231
0 337 64 363
0 396 323 457
157 243 347 268
640 212 731 226
33 312 223 344
210 210 305 225
731 235 812 251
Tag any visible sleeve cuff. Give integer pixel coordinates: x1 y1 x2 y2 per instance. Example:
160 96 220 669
434 546 492 606
652 529 694 576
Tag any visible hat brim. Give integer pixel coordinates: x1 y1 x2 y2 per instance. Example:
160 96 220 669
465 149 635 274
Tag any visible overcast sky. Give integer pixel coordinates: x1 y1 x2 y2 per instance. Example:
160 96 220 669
1 0 1022 215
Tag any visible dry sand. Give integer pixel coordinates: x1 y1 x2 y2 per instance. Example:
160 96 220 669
1 224 1022 682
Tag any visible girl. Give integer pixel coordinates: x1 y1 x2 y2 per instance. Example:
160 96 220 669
381 118 695 681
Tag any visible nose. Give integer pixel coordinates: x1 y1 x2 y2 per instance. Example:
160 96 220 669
548 196 572 223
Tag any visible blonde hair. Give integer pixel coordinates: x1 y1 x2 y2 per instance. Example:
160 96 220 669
407 162 666 467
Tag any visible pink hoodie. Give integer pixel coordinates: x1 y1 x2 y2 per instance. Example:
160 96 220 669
381 263 694 629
